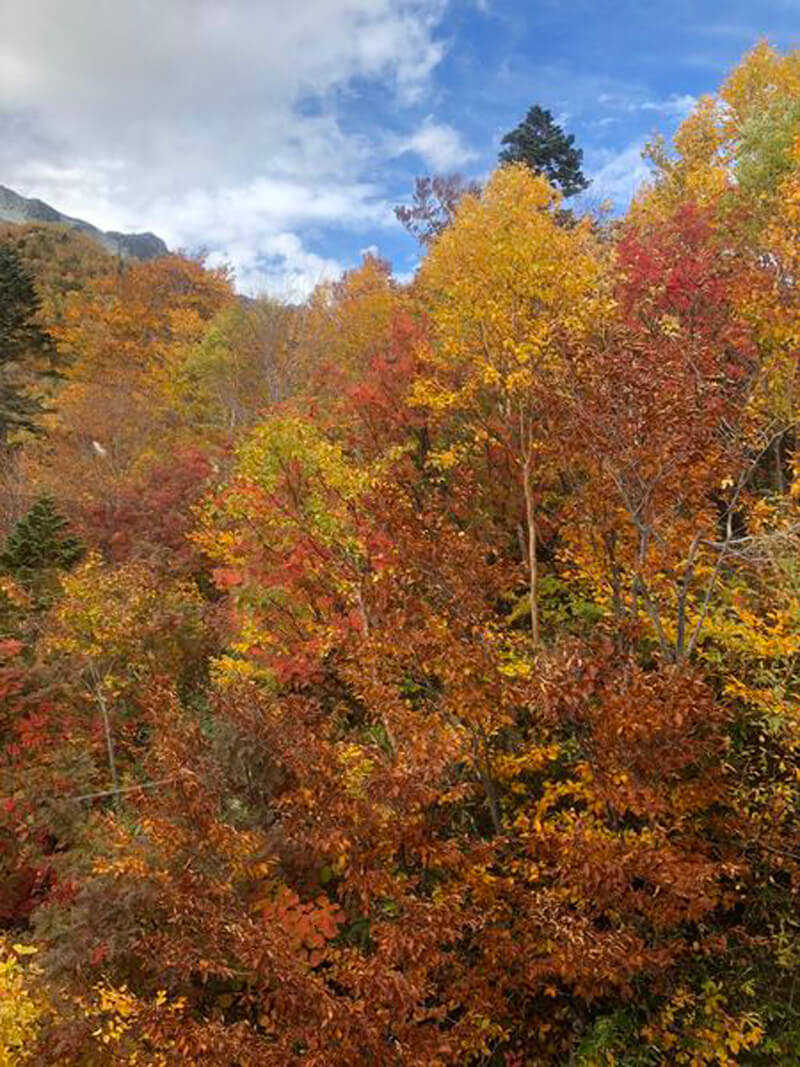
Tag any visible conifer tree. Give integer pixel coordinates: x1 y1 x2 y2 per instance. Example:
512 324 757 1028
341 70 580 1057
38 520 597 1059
0 495 84 592
0 243 57 443
499 104 589 197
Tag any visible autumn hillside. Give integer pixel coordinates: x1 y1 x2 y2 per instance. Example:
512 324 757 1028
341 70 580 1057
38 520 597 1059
1 43 800 1065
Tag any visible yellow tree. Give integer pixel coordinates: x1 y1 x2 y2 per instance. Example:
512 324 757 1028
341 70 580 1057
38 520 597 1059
297 253 407 396
23 255 234 521
172 297 302 436
0 941 43 1064
195 414 385 687
413 164 605 643
635 42 800 227
765 136 800 351
42 554 207 806
635 94 730 219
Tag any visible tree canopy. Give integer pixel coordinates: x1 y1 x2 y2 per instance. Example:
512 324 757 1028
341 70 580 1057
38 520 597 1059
499 104 589 197
0 244 58 443
1 42 800 1067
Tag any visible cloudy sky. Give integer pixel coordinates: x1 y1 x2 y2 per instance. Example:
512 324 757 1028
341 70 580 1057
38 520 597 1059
1 0 796 296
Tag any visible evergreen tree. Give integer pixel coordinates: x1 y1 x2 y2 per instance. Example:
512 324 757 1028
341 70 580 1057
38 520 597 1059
0 495 84 593
499 105 589 197
0 243 57 442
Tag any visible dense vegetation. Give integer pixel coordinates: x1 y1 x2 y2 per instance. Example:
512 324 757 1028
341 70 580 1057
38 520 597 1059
1 44 799 1065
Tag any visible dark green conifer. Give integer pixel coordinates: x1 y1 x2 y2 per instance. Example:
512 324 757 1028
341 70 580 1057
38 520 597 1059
499 105 589 197
0 243 58 442
0 495 84 592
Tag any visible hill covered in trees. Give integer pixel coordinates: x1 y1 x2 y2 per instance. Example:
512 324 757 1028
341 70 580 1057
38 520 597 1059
0 185 168 261
0 43 799 1065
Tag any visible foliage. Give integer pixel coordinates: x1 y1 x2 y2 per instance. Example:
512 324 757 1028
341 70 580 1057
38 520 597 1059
414 163 604 642
0 496 84 603
21 252 234 538
0 244 58 443
78 447 216 576
0 41 799 1067
44 552 208 698
173 297 302 433
0 223 112 329
559 201 766 662
394 173 482 246
499 104 589 196
636 41 800 233
0 940 43 1064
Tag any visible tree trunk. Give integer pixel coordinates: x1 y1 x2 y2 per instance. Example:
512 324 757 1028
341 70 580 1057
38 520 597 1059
774 433 786 495
91 674 120 810
522 453 539 646
357 579 397 761
477 729 502 836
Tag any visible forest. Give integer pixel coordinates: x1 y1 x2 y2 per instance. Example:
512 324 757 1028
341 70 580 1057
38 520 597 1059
0 42 799 1065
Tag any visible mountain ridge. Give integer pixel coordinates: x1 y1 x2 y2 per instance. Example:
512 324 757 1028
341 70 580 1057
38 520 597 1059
0 184 168 261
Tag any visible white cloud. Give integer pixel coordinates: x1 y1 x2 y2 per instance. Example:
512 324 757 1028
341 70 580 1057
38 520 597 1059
0 0 448 295
139 176 395 297
394 115 476 170
147 176 395 246
208 234 344 299
594 90 697 121
393 267 418 285
588 141 653 208
639 93 697 118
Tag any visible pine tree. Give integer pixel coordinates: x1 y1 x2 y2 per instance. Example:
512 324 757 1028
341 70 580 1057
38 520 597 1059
499 105 589 197
0 496 84 592
0 243 57 443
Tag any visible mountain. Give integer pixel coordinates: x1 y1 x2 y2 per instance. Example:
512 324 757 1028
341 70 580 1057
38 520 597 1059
0 184 168 261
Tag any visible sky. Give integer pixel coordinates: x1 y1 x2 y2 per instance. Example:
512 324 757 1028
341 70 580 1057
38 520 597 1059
0 0 797 297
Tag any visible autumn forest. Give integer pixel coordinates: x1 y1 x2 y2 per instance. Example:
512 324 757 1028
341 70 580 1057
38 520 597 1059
1 43 800 1065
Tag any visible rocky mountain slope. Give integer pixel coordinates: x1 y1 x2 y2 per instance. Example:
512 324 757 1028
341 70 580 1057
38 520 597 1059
0 184 168 260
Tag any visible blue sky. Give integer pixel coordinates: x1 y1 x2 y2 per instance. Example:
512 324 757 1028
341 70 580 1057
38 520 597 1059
1 0 797 295
354 0 799 282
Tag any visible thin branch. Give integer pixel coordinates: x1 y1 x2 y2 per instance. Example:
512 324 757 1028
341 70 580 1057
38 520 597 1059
67 775 182 804
0 774 183 808
675 532 703 661
685 426 790 659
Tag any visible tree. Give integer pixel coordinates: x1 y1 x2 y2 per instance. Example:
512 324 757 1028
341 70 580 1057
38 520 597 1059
197 413 383 687
414 164 604 644
559 203 767 663
499 105 589 197
0 244 57 444
0 496 84 595
0 223 112 330
42 554 208 808
635 42 800 228
174 298 300 434
0 940 43 1062
79 447 215 576
22 253 234 536
394 173 481 246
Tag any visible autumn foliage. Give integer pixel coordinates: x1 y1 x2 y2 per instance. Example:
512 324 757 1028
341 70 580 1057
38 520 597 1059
0 44 799 1067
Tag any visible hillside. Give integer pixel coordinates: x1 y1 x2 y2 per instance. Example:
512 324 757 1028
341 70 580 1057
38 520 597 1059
0 184 168 261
